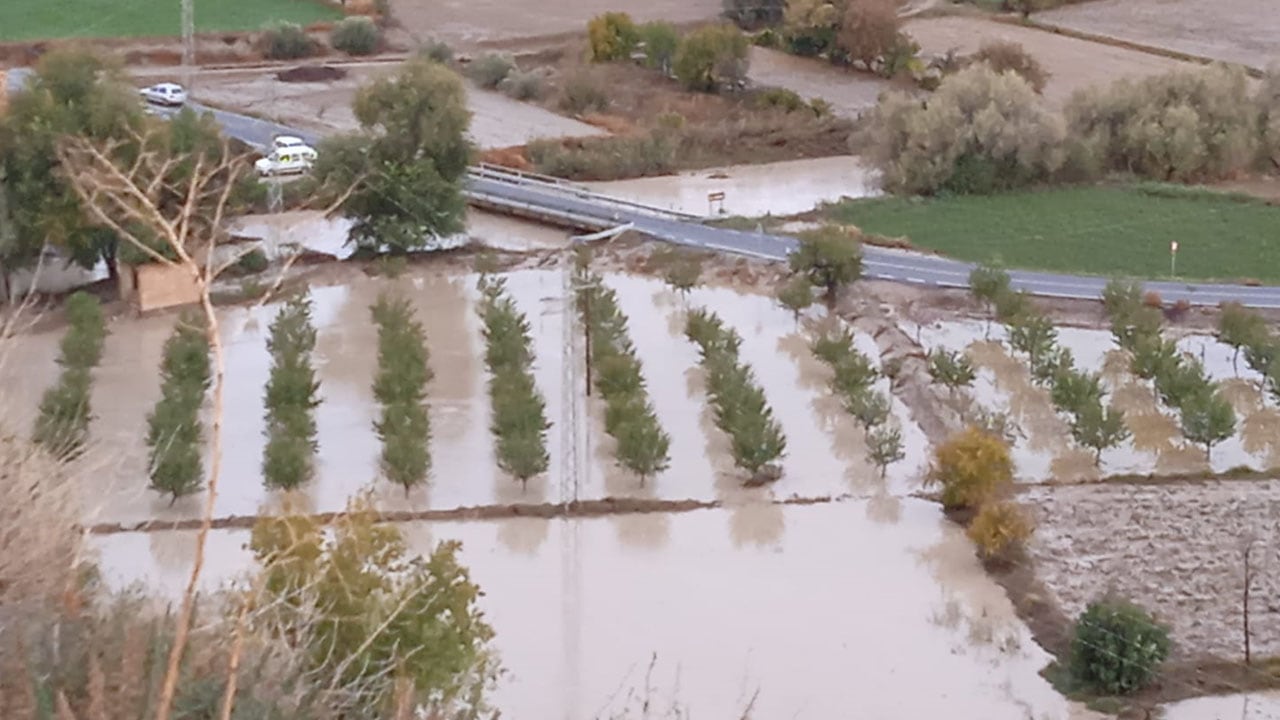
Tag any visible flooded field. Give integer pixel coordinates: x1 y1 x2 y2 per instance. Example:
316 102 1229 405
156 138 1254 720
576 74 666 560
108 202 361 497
906 318 1280 481
90 501 1097 720
586 156 879 218
747 47 893 119
1163 690 1280 719
1024 481 1280 663
0 268 928 525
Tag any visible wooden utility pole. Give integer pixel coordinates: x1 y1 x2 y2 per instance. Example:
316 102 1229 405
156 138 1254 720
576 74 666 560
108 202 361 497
181 0 195 88
1243 540 1255 664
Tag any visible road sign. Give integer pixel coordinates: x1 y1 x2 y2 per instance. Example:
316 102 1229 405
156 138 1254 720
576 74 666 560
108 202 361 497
707 191 726 216
1170 240 1178 277
708 191 726 202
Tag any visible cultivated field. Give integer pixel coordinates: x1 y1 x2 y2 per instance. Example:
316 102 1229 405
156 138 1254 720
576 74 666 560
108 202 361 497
388 0 719 45
0 0 341 41
902 16 1198 106
1040 0 1280 70
832 186 1280 283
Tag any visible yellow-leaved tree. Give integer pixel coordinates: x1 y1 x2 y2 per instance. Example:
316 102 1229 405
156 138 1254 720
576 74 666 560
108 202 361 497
925 425 1014 510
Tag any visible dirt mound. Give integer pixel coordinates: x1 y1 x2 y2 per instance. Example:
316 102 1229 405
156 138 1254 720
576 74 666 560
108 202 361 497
276 65 348 83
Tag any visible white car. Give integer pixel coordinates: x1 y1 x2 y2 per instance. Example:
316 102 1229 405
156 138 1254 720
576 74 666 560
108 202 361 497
139 82 187 107
255 147 318 176
273 135 310 152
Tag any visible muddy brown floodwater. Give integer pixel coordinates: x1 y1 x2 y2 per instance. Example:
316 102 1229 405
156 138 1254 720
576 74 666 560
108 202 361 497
906 318 1280 480
90 502 1101 720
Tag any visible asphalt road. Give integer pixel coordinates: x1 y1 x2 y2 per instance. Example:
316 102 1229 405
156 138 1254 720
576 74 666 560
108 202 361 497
10 68 1280 308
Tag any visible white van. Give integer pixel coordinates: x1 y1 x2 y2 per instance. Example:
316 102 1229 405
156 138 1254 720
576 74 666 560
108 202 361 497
255 147 318 176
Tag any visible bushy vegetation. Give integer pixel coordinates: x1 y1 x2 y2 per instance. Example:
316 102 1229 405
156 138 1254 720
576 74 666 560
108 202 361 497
639 21 681 73
1065 64 1258 183
467 53 515 89
262 294 322 490
928 348 976 395
311 57 471 254
527 131 678 180
587 12 641 62
421 38 454 63
971 40 1048 94
371 293 433 494
260 21 315 60
250 498 498 713
723 0 786 29
925 425 1014 510
776 274 816 321
558 71 612 115
499 70 544 101
1069 598 1170 695
684 308 788 481
673 24 751 93
788 225 864 306
146 313 211 504
967 500 1033 561
753 87 830 116
33 291 106 458
780 0 916 77
1103 279 1235 460
861 65 1065 195
476 274 550 488
576 268 673 484
330 16 380 56
1261 64 1280 170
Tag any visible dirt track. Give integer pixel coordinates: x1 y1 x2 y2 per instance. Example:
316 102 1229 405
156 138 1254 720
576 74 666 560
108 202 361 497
1039 0 1280 70
903 16 1199 106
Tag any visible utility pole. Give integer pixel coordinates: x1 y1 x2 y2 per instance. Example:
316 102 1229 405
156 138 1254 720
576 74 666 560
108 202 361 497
180 0 195 89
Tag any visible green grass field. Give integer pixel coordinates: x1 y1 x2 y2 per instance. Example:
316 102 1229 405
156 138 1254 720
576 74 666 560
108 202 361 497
831 184 1280 284
0 0 342 41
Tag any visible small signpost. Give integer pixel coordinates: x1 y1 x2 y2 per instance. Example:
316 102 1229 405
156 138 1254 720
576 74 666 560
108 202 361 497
1170 240 1179 278
708 191 726 216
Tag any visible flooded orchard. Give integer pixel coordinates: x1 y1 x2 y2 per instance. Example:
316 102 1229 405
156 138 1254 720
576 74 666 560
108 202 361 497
91 502 1095 720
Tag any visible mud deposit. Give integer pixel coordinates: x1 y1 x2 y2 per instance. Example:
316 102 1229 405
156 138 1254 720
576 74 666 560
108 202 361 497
90 501 1096 720
1023 481 1280 662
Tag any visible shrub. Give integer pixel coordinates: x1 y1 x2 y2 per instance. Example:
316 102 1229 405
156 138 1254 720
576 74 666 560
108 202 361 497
421 39 454 63
499 70 543 101
33 292 107 458
236 247 269 274
639 21 680 73
754 87 808 113
467 53 514 89
925 426 1014 510
1069 599 1170 695
260 21 315 60
783 0 840 57
723 0 786 29
861 64 1064 195
330 16 380 56
1261 63 1280 169
972 40 1048 94
527 132 677 180
967 500 1033 561
835 0 900 69
673 24 751 93
558 72 611 114
587 12 640 62
789 224 863 304
1064 64 1258 183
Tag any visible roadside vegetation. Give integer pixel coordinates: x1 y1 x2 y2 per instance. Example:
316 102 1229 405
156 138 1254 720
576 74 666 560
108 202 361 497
476 273 551 489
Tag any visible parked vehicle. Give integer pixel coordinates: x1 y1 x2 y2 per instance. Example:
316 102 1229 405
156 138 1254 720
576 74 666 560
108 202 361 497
139 82 187 107
255 147 317 176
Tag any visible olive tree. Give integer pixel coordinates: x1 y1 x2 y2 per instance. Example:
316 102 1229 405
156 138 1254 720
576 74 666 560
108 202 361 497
927 348 976 396
860 64 1065 195
788 225 863 306
673 24 750 92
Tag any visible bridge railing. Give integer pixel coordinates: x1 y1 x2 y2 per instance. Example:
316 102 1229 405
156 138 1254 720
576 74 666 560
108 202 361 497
467 163 707 224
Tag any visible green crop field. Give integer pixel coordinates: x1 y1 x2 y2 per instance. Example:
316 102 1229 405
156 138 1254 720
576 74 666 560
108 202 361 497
830 184 1280 284
0 0 342 42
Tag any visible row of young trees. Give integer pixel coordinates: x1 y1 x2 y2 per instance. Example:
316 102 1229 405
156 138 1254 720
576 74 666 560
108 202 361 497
32 291 107 458
1219 301 1280 401
371 293 434 495
809 326 904 477
684 309 788 482
971 264 1131 465
476 275 551 489
575 267 673 485
146 313 212 504
1102 279 1237 460
261 296 323 491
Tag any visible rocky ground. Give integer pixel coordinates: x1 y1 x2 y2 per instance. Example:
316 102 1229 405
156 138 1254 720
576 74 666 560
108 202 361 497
1023 480 1280 663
